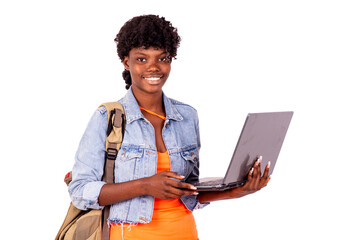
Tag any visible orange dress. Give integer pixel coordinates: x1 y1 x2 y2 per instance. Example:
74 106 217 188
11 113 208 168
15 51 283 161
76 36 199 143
110 151 199 240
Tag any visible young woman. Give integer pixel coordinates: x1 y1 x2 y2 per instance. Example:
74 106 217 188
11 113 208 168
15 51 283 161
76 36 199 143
69 15 270 240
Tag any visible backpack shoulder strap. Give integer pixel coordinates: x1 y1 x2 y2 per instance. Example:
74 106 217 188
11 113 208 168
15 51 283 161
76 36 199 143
63 102 126 186
98 102 125 240
98 101 125 183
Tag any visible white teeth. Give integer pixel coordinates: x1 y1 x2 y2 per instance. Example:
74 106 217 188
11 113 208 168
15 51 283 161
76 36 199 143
145 77 161 81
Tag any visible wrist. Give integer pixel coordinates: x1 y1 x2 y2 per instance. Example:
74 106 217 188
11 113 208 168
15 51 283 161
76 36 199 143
228 187 247 199
138 177 149 196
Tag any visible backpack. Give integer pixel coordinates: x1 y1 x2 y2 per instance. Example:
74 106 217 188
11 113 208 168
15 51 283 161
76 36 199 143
55 102 125 240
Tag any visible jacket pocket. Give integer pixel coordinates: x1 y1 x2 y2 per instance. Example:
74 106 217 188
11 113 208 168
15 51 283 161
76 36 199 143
116 148 144 183
180 148 199 163
180 148 199 181
118 147 144 162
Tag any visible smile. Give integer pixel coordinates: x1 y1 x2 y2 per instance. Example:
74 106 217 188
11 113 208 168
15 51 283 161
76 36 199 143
144 77 161 81
143 75 163 82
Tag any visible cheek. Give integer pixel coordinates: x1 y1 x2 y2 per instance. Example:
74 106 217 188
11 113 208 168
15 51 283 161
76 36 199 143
131 64 141 73
162 64 171 76
130 65 143 79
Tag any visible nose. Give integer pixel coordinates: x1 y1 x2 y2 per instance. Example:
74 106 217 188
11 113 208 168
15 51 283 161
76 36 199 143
147 59 160 72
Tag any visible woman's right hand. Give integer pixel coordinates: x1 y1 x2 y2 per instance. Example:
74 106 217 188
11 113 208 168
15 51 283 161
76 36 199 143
143 171 198 199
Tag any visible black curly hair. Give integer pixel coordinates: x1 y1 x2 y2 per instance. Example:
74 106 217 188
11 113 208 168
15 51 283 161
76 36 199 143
114 15 181 89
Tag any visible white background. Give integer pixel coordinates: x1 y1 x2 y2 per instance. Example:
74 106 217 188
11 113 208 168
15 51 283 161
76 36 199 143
1 1 359 239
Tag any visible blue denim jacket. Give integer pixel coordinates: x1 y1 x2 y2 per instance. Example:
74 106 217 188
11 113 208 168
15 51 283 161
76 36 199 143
69 88 207 224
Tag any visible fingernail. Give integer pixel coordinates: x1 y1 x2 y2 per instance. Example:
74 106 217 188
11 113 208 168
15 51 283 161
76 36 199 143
190 186 197 190
180 175 185 179
257 156 262 165
267 161 271 167
250 168 254 174
193 192 199 195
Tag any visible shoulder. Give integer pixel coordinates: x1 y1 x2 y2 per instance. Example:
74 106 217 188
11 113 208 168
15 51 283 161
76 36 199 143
168 97 199 122
86 105 109 130
169 98 198 113
97 100 122 116
97 106 108 115
88 105 110 128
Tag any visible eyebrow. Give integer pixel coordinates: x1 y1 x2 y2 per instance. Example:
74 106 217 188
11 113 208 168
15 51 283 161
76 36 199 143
133 50 168 56
133 52 147 56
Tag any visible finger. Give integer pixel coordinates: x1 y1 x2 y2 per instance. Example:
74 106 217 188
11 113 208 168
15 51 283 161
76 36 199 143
163 171 186 180
253 159 262 180
163 192 181 200
253 156 263 189
246 157 258 187
262 161 271 179
163 172 197 190
173 180 197 191
175 189 198 197
247 167 254 181
158 181 183 199
166 185 197 198
162 176 197 193
253 156 262 167
257 160 270 187
265 176 271 185
263 176 271 188
243 167 256 190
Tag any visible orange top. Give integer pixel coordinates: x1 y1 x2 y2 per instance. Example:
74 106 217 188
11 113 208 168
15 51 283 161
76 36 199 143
110 151 198 240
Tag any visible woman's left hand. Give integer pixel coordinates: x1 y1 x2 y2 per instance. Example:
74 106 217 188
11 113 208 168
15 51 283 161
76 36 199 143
197 156 271 203
228 156 271 198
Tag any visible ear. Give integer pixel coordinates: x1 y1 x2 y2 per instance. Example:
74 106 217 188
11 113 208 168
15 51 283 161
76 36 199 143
122 56 130 70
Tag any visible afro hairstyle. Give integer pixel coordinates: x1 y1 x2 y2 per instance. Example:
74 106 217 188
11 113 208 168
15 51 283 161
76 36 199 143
114 15 181 89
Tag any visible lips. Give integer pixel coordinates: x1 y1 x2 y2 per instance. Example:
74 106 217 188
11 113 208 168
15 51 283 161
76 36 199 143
143 75 163 81
143 75 164 85
144 77 161 81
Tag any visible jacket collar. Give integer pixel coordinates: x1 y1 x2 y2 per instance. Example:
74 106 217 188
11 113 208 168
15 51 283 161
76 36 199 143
122 87 183 124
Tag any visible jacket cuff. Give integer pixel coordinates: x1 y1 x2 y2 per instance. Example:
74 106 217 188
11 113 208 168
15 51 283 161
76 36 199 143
194 200 210 210
82 181 107 209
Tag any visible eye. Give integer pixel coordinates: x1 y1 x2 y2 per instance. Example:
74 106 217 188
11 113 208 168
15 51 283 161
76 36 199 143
137 58 146 62
159 56 171 63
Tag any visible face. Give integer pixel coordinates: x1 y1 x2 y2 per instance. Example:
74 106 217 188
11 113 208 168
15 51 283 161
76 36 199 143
122 46 172 96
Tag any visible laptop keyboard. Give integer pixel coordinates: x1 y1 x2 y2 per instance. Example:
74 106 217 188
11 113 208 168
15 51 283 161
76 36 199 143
196 177 224 186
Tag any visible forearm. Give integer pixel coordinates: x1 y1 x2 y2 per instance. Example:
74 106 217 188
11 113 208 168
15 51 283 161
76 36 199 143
98 178 147 206
197 188 247 203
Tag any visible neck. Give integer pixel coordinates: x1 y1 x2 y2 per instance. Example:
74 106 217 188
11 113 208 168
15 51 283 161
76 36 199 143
131 87 164 112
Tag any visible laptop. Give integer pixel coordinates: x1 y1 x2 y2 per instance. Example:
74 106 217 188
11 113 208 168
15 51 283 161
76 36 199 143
194 111 293 191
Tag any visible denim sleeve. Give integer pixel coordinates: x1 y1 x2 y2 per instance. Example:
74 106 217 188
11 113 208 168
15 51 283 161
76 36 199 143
68 107 108 210
189 111 210 209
